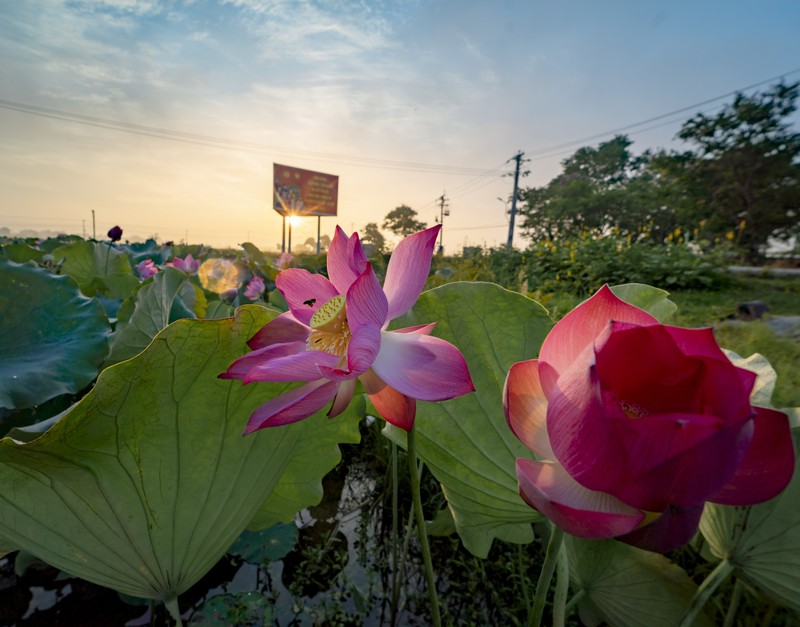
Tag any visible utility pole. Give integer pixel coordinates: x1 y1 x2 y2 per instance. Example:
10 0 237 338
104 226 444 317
435 193 449 254
506 151 529 248
91 209 96 240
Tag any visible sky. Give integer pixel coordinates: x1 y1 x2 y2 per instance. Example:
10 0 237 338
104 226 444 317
1 1 799 253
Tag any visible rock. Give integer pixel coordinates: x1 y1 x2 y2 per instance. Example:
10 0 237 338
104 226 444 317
737 301 769 320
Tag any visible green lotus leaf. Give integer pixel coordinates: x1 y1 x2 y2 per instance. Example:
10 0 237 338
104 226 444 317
106 267 196 365
1 243 45 264
0 305 360 602
384 282 551 557
51 239 138 300
0 260 110 410
241 242 267 266
699 439 800 610
189 591 272 626
610 283 677 322
229 523 298 564
566 536 713 627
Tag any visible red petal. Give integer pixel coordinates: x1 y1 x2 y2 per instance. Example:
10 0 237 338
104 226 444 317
328 378 357 418
616 504 704 553
361 369 416 431
503 360 553 458
516 458 643 539
711 406 795 506
539 285 658 396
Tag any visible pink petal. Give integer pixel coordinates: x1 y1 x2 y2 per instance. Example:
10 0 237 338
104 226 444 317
319 323 381 380
711 406 795 506
219 340 307 380
327 226 369 294
383 225 441 321
617 504 704 553
328 378 357 418
243 379 338 432
247 312 309 349
538 284 658 396
395 322 437 335
516 458 643 539
243 348 341 382
371 330 474 402
346 265 388 330
503 360 554 459
360 369 416 431
276 268 339 326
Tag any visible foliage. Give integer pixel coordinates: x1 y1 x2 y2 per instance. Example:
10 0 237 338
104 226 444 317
382 204 427 237
360 221 386 253
659 81 800 260
518 83 800 263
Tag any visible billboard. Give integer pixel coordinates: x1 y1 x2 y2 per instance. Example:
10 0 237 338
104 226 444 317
273 163 339 217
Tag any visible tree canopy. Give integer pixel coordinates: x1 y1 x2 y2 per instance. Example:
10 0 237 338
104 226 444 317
383 205 427 237
517 83 800 261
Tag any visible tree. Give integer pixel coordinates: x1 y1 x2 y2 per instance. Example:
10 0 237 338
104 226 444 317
383 205 427 237
360 222 386 253
658 82 800 260
518 135 667 239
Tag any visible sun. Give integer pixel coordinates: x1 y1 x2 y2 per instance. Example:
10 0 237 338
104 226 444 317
288 215 303 228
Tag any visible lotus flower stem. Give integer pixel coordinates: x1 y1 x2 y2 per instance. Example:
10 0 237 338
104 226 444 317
679 559 734 627
723 578 744 627
165 596 183 627
564 588 586 614
529 523 564 627
390 441 401 626
517 544 533 618
552 543 570 627
407 425 442 627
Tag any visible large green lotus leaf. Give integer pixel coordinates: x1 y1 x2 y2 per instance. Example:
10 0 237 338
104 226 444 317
1 243 45 264
51 239 139 300
106 267 195 365
699 437 800 610
0 305 360 601
0 260 110 410
566 537 713 627
384 282 551 557
248 395 363 530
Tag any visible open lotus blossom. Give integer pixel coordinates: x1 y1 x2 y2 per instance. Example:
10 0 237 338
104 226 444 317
244 275 265 300
135 259 159 279
275 252 294 270
167 254 200 274
504 285 794 552
221 225 474 433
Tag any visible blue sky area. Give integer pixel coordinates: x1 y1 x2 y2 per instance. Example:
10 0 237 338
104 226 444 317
1 1 799 251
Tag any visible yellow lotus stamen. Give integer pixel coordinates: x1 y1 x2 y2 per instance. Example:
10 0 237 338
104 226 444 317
620 400 650 419
307 295 350 356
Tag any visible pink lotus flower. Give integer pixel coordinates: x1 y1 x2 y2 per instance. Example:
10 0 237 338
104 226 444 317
167 254 200 274
275 252 294 270
221 225 474 433
135 259 159 279
244 275 265 300
504 285 794 552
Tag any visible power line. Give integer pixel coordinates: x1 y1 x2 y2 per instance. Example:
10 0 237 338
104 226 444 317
0 98 498 177
522 66 800 159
